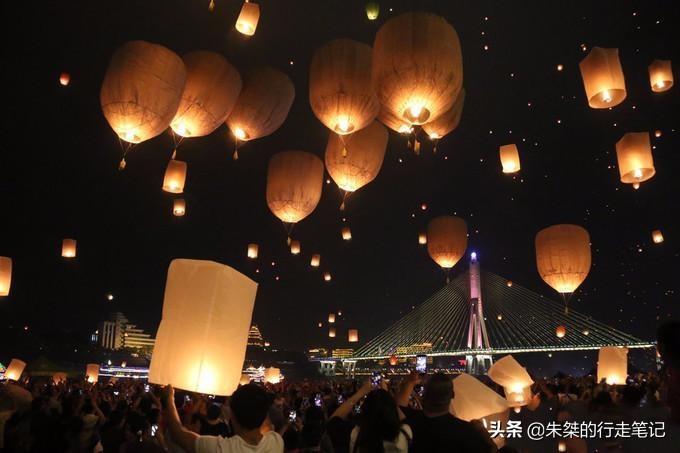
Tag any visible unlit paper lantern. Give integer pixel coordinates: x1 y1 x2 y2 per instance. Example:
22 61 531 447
290 240 301 255
5 359 26 381
348 329 359 343
597 346 628 385
488 355 534 407
100 41 186 143
555 325 566 338
329 327 336 338
226 67 294 142
328 313 336 323
53 372 67 385
171 51 242 137
311 254 321 267
0 256 11 296
149 259 258 396
427 216 467 269
266 151 324 225
499 144 521 173
325 120 388 192
648 60 673 92
310 39 379 135
535 224 591 294
423 89 465 140
615 132 655 184
579 47 626 108
372 12 463 125
451 373 509 422
86 364 99 383
264 367 281 384
247 243 258 259
652 230 664 244
342 226 352 240
162 159 187 194
173 199 186 217
62 239 77 258
235 1 260 36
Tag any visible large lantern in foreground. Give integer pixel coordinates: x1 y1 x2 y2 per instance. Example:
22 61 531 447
0 256 12 296
499 144 521 174
422 89 465 140
378 107 413 134
149 259 258 396
62 239 77 258
535 224 591 296
615 132 655 185
266 151 324 227
348 329 359 342
579 47 626 108
452 373 509 422
170 51 242 138
226 67 295 143
5 359 26 381
100 41 186 143
488 355 534 408
325 120 388 196
310 39 379 135
162 159 187 194
86 364 99 383
372 12 463 126
648 60 673 92
235 1 260 36
597 347 628 385
427 216 467 270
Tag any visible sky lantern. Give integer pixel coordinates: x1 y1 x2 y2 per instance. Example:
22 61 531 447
235 1 260 36
378 107 413 134
149 259 257 396
86 364 100 383
173 198 186 217
310 39 380 136
615 132 655 185
555 325 566 338
264 367 281 384
451 373 509 422
389 354 397 366
597 346 628 385
0 256 11 297
348 329 359 342
323 272 332 282
427 216 467 275
329 327 336 338
53 372 67 385
311 254 321 267
59 72 70 86
162 159 187 194
488 355 534 408
366 2 379 20
239 374 250 385
5 359 26 381
418 232 427 245
342 226 352 240
247 243 258 259
506 280 513 288
62 239 77 258
535 224 591 313
226 67 295 158
266 151 324 235
648 60 673 92
578 47 626 108
170 51 242 138
499 144 521 173
652 230 664 244
328 313 336 323
422 89 465 141
290 240 301 255
372 12 463 126
100 41 186 144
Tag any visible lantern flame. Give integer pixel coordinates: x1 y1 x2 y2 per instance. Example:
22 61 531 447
601 89 612 103
233 127 248 141
403 101 430 124
334 117 354 134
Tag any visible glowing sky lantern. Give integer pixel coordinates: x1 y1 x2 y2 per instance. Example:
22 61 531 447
615 132 655 185
499 144 521 173
422 89 465 141
451 373 509 422
555 325 566 338
597 346 628 385
389 354 398 366
235 1 260 36
648 60 673 92
427 216 467 272
342 226 352 240
311 254 321 267
418 232 427 245
310 39 379 136
59 72 70 86
348 329 359 342
170 51 242 138
100 41 186 144
329 327 336 338
0 256 12 296
264 367 281 384
266 151 324 234
86 364 99 383
579 47 626 108
173 199 186 217
652 230 664 244
365 2 379 20
53 372 67 385
325 121 388 207
62 239 77 258
488 355 534 408
372 12 463 126
247 243 258 259
149 259 258 396
290 240 301 255
378 107 413 134
5 359 26 381
162 159 187 194
328 313 336 323
239 374 250 385
535 224 591 312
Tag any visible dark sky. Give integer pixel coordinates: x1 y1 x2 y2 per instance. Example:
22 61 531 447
1 0 678 357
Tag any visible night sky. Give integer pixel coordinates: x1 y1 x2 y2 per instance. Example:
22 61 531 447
1 0 678 360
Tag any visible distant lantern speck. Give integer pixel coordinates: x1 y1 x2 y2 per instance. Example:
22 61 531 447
506 280 513 287
342 227 352 240
418 232 427 245
648 60 673 92
499 144 521 173
62 239 77 258
555 325 566 338
328 313 336 323
324 272 332 282
247 243 258 259
235 1 260 36
366 2 379 20
652 230 664 244
162 159 188 194
329 327 336 338
173 199 186 217
348 329 359 342
0 257 12 296
311 254 321 267
290 240 301 255
59 72 70 86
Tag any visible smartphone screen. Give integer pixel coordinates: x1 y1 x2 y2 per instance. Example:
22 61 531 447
314 394 322 407
144 384 150 393
371 372 382 387
151 424 158 437
288 410 296 422
337 394 344 404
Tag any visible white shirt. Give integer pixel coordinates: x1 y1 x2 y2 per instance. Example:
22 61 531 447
349 424 412 453
195 432 283 453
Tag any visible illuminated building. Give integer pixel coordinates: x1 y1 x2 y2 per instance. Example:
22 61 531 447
247 325 266 348
331 348 354 359
97 312 155 352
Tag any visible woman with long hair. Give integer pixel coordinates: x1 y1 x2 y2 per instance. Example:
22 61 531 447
350 389 410 453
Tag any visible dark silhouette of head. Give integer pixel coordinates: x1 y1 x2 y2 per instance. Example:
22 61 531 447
229 384 270 430
423 373 454 414
354 389 401 453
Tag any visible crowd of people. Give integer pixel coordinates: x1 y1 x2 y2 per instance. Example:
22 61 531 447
1 321 679 452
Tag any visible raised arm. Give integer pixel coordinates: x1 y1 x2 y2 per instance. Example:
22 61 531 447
162 385 199 453
330 380 372 420
396 371 420 408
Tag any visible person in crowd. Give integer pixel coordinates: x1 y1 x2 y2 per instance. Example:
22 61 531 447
119 411 164 453
396 372 497 452
349 389 410 453
198 404 231 438
298 405 333 453
162 383 283 453
325 380 372 453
